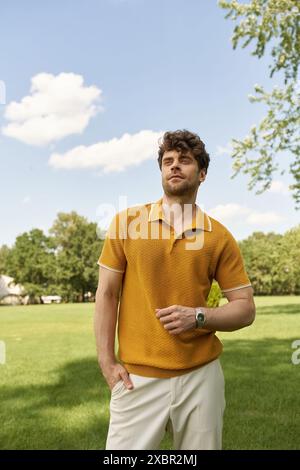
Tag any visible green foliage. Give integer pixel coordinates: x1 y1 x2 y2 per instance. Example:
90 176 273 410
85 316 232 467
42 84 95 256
1 212 104 303
5 229 57 301
219 0 300 81
239 225 300 294
218 0 300 207
0 245 11 275
49 212 103 302
276 225 300 293
207 280 223 307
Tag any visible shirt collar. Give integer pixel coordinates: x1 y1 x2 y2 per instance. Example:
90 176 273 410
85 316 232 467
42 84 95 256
148 197 212 232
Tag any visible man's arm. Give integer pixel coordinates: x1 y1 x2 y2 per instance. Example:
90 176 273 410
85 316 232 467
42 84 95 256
94 266 133 390
156 286 256 334
202 286 256 332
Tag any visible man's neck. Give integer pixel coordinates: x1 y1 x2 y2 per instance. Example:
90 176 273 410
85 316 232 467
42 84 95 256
162 193 198 228
162 193 197 207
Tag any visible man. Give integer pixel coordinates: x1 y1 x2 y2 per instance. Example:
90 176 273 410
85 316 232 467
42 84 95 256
94 129 255 450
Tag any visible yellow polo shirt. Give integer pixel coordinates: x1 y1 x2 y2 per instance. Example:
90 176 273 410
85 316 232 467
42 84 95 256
97 197 252 378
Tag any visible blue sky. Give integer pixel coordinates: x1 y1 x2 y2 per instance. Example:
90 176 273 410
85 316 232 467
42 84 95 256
0 0 298 247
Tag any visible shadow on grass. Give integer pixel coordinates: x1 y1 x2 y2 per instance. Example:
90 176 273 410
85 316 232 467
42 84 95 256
0 357 109 449
220 338 300 449
1 338 299 449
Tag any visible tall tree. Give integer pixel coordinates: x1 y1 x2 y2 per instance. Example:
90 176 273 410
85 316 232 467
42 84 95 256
277 225 300 293
219 0 300 207
239 226 300 294
0 244 11 275
6 229 56 301
240 231 283 294
49 211 103 302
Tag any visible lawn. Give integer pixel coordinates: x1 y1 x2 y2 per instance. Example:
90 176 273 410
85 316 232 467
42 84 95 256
0 297 299 449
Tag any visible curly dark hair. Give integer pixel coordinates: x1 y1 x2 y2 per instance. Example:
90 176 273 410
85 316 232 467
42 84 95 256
157 129 210 173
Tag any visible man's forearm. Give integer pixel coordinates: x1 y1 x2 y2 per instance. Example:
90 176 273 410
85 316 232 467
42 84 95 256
202 298 256 332
94 290 119 368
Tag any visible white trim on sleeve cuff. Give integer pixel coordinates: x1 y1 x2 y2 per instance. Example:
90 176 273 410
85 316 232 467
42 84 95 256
221 283 252 293
97 261 125 273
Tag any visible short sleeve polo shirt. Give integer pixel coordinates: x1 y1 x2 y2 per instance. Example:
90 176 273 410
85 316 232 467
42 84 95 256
97 197 252 378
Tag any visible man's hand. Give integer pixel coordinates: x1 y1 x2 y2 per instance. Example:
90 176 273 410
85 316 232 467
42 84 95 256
155 288 256 334
155 305 197 335
101 360 134 391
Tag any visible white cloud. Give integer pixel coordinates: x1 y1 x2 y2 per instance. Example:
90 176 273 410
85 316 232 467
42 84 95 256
22 196 31 204
48 130 164 173
2 73 102 146
208 203 250 221
268 180 289 195
215 143 233 157
208 203 284 226
246 211 284 225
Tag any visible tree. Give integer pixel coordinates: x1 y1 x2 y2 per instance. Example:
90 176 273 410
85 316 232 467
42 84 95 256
219 0 300 207
6 229 57 301
239 226 300 294
0 244 11 275
277 225 300 293
49 211 103 302
240 231 283 294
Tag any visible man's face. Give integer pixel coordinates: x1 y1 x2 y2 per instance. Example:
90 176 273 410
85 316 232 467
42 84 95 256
161 149 206 197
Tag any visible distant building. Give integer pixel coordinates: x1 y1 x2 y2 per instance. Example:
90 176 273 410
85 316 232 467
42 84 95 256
0 275 27 305
41 295 62 304
0 275 63 305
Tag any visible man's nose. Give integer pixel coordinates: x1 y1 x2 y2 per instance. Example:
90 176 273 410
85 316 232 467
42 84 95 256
170 161 180 170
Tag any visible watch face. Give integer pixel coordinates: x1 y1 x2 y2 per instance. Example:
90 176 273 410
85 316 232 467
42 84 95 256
196 312 205 327
197 313 204 322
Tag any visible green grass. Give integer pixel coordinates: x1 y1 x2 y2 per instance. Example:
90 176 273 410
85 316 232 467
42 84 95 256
0 297 299 449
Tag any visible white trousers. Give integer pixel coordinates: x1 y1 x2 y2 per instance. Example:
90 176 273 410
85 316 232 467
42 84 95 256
105 358 226 450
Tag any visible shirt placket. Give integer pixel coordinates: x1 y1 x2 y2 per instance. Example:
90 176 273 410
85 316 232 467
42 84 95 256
169 227 185 253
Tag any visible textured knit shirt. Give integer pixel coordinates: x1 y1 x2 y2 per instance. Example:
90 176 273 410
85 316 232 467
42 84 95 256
97 197 252 378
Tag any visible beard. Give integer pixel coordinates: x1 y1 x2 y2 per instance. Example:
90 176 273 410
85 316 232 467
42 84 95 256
162 177 198 197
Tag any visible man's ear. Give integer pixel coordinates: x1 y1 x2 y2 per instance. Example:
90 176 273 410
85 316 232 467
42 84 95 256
199 169 207 184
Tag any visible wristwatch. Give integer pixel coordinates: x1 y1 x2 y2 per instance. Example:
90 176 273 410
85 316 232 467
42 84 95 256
195 307 206 329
